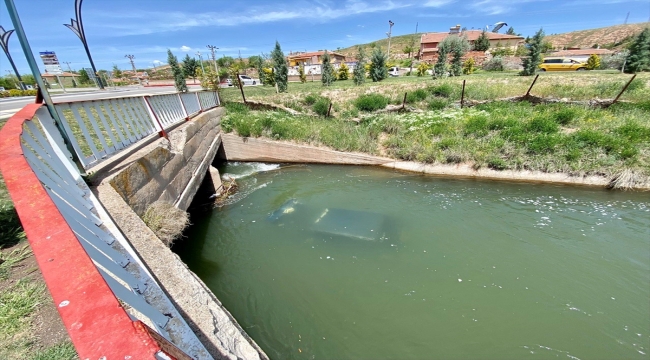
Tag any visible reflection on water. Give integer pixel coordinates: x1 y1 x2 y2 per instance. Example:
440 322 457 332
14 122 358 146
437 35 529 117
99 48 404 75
176 164 650 360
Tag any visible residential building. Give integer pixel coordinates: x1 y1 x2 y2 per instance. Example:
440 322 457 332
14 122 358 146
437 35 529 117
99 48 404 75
287 51 346 66
419 25 525 61
41 71 80 88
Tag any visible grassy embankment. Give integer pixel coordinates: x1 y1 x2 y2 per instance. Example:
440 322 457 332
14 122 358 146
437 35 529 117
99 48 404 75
0 119 77 359
220 71 650 187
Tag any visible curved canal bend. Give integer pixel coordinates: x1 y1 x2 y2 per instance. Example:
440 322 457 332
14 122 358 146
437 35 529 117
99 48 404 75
175 163 650 360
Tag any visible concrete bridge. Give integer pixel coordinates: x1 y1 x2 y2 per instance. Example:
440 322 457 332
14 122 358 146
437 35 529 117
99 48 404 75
0 91 266 360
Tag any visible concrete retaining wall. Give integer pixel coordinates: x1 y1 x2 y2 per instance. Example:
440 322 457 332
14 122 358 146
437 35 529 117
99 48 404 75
109 108 224 216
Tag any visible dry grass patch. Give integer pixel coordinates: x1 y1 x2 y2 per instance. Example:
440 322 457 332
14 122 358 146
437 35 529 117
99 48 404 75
142 201 190 247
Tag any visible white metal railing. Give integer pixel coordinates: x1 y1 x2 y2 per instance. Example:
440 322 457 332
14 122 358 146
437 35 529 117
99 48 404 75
180 92 202 117
53 90 219 170
23 106 210 358
198 91 220 109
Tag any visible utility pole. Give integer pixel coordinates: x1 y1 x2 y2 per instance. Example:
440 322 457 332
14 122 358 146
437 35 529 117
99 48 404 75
196 51 205 74
63 61 77 87
6 69 19 88
207 45 220 82
409 22 418 76
386 20 394 59
624 11 630 24
125 54 141 85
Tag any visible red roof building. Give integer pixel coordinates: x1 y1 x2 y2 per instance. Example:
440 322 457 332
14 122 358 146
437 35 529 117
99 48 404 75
419 26 524 61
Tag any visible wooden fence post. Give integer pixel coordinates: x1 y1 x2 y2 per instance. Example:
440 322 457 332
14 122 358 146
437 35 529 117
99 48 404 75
461 80 466 108
525 74 539 97
402 92 408 109
612 74 637 105
237 73 247 104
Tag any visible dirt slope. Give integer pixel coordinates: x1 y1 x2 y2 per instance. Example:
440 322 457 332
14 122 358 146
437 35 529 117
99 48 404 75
546 22 649 49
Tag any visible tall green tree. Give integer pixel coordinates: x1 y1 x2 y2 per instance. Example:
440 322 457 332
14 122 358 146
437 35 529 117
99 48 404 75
369 47 388 82
248 55 263 69
440 35 470 76
216 56 234 68
506 26 516 35
168 49 188 92
520 28 545 76
353 46 367 85
182 54 199 83
271 41 288 92
78 68 90 84
321 51 334 86
112 64 123 79
624 28 650 73
434 45 449 78
474 30 491 51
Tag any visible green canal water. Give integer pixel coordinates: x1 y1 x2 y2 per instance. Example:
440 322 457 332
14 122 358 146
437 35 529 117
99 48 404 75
175 163 650 360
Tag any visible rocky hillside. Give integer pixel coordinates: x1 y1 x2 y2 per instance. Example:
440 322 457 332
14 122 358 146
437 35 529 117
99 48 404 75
546 22 649 50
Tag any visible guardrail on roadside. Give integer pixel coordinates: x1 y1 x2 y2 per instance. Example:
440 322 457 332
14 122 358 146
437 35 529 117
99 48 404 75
53 90 219 170
0 91 221 358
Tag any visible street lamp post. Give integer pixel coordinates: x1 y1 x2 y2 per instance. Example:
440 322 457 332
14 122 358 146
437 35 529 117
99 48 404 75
125 54 141 86
207 45 220 82
0 25 26 89
386 20 394 59
64 0 104 89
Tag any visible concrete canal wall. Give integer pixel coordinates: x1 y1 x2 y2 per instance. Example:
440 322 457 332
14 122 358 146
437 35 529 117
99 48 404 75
95 107 268 360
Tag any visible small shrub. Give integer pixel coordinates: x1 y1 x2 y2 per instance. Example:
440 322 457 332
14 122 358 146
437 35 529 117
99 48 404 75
304 94 319 105
488 118 519 130
406 89 428 103
527 134 560 154
615 122 650 142
438 138 457 150
354 94 389 112
462 58 476 75
552 108 578 125
8 89 22 97
225 102 249 114
313 98 330 116
483 56 505 72
464 115 489 137
586 54 601 70
142 201 190 247
527 116 559 133
427 83 454 98
427 98 449 110
487 157 508 170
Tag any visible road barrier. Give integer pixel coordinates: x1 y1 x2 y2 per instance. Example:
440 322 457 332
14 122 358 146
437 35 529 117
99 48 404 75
0 90 221 359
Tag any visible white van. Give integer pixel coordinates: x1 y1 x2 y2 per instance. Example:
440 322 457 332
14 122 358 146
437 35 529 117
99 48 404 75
389 67 400 77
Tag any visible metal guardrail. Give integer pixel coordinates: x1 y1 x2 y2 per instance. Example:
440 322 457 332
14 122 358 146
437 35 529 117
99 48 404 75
53 90 219 169
0 91 222 358
12 104 207 358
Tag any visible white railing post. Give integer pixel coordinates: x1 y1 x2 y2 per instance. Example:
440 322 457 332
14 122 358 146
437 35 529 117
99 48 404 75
142 95 168 139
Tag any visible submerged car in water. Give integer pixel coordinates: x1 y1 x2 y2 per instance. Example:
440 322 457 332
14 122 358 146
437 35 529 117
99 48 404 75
268 198 392 242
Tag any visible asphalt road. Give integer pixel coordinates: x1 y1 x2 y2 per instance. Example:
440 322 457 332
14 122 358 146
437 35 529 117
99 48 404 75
0 85 204 120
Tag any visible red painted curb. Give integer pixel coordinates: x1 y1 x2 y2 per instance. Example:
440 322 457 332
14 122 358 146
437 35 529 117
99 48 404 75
0 105 165 359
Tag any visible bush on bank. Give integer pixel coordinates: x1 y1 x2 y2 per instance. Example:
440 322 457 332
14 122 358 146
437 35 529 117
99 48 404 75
223 101 650 179
0 89 38 98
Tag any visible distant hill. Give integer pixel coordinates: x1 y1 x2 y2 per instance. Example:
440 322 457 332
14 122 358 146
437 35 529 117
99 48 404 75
336 33 420 60
545 22 649 50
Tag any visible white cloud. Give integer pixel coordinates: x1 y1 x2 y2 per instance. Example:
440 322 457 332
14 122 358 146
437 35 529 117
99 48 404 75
180 45 192 52
423 0 456 7
90 1 412 35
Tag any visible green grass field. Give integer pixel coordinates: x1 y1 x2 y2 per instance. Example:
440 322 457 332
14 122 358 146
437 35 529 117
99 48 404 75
221 71 650 187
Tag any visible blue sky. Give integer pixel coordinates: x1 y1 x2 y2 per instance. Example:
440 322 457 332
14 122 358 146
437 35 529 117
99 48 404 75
1 0 649 75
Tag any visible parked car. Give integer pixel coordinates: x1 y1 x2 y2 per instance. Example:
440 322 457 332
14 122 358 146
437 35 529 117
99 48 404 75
0 86 5 91
238 75 258 86
25 85 34 90
538 57 587 72
388 67 400 77
219 79 233 88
